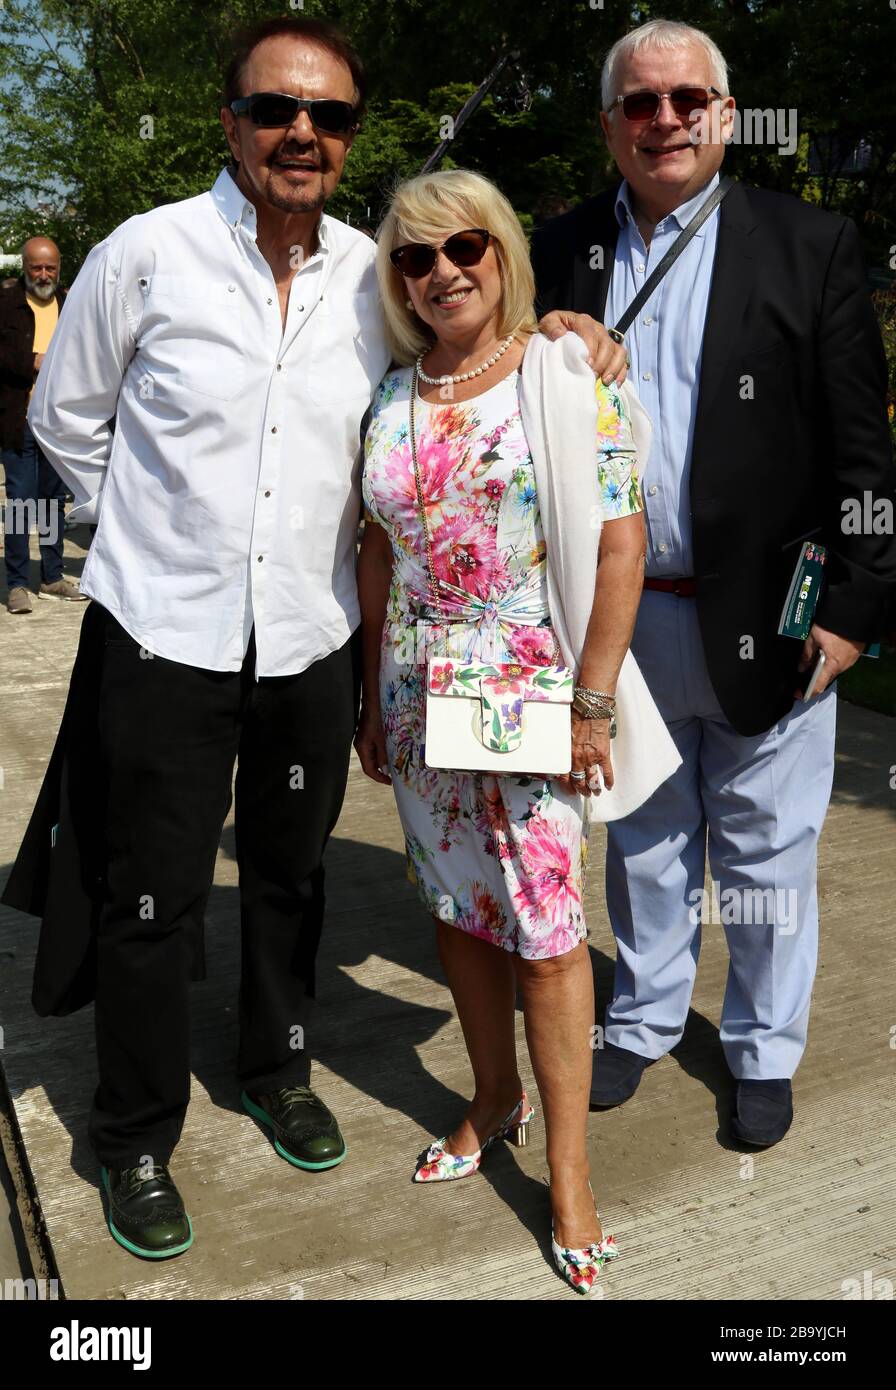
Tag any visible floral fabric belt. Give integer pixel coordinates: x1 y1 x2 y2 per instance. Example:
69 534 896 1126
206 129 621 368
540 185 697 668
399 572 557 668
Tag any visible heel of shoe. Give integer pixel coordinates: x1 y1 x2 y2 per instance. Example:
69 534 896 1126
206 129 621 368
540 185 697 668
501 1094 535 1147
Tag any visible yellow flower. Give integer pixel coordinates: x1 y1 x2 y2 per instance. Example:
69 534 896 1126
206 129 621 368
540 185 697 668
595 380 622 443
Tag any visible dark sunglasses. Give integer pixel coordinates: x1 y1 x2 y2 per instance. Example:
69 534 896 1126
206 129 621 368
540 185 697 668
609 85 722 123
230 92 358 134
390 228 491 279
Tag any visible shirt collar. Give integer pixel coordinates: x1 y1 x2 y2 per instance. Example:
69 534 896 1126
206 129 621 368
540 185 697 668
614 170 720 237
210 165 330 254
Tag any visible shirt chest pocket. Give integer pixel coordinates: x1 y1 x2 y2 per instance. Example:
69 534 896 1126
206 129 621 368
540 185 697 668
306 291 382 404
137 274 246 401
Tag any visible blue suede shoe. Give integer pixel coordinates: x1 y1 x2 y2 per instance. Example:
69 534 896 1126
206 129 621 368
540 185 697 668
590 1041 653 1108
732 1079 793 1147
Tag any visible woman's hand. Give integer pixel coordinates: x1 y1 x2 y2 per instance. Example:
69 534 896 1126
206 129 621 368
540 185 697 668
554 710 614 798
353 701 392 785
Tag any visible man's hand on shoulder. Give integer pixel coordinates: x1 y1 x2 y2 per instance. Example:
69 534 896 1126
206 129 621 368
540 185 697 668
537 310 628 384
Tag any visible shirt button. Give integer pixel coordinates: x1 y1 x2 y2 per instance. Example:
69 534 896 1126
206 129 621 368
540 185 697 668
276 364 282 371
267 297 273 305
642 371 652 381
297 305 304 312
264 490 271 497
636 264 645 273
643 316 653 325
257 555 264 562
271 426 278 434
658 543 668 553
648 485 658 496
227 284 236 293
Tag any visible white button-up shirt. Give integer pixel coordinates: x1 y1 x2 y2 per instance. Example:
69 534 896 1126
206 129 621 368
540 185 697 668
28 166 391 676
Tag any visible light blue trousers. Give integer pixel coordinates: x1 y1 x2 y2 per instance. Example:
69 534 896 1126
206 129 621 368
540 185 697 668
605 590 837 1080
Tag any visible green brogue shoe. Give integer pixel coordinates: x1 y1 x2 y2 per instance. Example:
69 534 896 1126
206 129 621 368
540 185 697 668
101 1164 193 1259
241 1086 347 1171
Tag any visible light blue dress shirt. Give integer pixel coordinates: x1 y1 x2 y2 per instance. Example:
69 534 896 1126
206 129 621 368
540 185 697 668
604 172 720 578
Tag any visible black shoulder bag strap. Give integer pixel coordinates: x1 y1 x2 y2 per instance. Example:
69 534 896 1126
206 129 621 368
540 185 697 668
608 174 735 343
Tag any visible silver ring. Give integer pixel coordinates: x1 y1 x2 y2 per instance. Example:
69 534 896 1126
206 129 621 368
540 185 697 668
570 770 586 781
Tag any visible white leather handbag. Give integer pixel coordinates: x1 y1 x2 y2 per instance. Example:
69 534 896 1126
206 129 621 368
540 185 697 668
409 365 574 776
424 657 574 773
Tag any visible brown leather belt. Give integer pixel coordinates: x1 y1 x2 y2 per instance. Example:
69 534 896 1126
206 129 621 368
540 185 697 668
643 576 698 597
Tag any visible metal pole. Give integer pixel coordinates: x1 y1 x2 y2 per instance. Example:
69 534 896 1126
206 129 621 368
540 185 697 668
419 49 518 174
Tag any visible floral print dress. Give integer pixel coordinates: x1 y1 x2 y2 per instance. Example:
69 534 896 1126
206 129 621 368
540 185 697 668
361 360 642 959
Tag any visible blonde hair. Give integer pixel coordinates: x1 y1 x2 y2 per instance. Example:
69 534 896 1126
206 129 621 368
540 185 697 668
375 168 537 367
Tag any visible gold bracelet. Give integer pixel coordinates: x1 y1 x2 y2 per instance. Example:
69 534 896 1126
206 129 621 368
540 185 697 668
572 694 615 720
575 685 616 707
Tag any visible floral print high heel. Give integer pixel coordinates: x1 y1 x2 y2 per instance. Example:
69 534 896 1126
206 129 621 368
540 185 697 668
413 1093 535 1182
551 1182 619 1294
551 1226 619 1295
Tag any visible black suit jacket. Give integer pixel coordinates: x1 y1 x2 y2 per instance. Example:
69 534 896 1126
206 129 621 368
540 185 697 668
0 600 207 1016
0 276 67 451
531 180 896 735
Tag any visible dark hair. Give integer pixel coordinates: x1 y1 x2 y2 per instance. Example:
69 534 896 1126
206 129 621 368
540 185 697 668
221 16 367 123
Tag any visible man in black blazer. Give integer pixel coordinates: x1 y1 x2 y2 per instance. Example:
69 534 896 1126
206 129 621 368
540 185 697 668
1 239 85 611
532 18 896 1145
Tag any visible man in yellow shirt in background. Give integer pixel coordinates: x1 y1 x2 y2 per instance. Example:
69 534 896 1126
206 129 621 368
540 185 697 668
1 237 86 613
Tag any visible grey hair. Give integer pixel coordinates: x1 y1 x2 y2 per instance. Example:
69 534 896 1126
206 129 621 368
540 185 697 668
600 19 730 111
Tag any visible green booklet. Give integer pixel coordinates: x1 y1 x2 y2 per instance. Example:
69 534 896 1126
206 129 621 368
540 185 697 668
778 541 880 657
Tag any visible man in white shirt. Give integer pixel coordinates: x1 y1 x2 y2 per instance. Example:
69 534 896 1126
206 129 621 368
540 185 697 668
11 15 626 1259
19 16 390 1260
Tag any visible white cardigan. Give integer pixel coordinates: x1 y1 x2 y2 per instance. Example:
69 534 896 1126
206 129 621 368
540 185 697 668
518 331 682 822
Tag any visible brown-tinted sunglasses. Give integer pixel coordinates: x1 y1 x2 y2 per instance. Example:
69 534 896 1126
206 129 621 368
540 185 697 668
608 85 722 123
390 228 491 279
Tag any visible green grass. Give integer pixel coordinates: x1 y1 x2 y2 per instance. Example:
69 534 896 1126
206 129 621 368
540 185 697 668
838 642 896 717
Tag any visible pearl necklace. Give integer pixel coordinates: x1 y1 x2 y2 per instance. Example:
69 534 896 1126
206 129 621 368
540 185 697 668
416 333 516 385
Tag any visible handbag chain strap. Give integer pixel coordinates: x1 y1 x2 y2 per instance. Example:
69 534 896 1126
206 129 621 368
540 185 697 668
409 363 446 621
408 362 565 668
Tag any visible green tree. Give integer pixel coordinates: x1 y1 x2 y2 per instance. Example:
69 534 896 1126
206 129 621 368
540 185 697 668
1 0 893 276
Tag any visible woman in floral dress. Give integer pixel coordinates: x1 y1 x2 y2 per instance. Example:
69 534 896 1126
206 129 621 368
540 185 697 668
356 169 646 1295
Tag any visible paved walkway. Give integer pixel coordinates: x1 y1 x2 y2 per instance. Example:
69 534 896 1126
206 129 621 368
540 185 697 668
0 525 894 1299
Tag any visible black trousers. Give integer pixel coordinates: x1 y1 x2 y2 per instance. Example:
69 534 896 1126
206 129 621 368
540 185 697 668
87 604 360 1168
